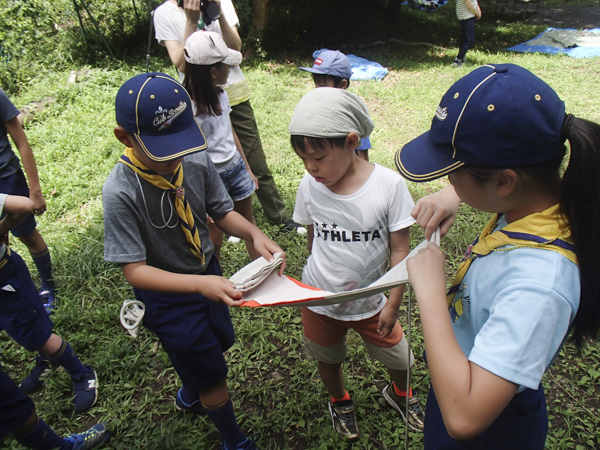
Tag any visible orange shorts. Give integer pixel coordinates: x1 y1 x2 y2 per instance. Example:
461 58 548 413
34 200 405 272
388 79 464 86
301 307 413 369
301 306 404 348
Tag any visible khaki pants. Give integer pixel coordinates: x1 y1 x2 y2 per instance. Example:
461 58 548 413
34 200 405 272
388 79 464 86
230 100 290 224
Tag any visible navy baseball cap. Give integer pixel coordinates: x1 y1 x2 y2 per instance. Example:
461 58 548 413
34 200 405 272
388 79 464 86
115 72 207 162
300 50 353 80
396 64 565 182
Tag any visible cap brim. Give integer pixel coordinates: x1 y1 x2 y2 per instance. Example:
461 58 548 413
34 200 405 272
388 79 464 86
299 67 326 75
395 131 464 182
135 121 207 162
223 49 242 66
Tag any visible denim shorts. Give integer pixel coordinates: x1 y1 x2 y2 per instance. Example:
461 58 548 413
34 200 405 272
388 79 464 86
0 169 36 237
217 153 255 202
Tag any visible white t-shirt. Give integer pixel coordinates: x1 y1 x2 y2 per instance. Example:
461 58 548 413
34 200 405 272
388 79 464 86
293 164 415 321
456 0 478 20
450 216 580 391
193 90 236 168
153 0 244 87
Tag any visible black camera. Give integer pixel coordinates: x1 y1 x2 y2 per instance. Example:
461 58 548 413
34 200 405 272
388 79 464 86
177 0 221 26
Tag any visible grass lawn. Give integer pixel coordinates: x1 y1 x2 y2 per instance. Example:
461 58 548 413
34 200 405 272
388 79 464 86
1 1 599 448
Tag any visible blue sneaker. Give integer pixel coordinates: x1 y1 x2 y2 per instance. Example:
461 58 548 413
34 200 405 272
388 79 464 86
72 366 98 413
39 289 57 314
174 388 205 414
65 423 110 450
19 354 61 395
222 436 260 450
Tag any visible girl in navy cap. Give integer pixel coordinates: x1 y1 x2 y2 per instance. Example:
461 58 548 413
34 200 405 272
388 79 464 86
395 63 600 449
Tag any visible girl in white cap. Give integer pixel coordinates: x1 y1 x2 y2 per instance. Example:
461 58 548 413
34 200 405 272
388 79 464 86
183 30 259 261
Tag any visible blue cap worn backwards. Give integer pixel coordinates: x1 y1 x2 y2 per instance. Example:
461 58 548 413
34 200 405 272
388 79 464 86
115 72 207 162
299 50 353 80
395 64 566 182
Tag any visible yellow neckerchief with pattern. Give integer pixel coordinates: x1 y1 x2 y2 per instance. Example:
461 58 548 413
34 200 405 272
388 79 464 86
119 147 205 264
447 204 577 306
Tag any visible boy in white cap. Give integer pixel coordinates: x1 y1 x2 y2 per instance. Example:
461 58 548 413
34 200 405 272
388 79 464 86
289 88 425 441
103 72 285 450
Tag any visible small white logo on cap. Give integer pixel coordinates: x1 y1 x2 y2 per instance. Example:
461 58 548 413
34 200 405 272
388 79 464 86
435 105 448 121
153 101 187 131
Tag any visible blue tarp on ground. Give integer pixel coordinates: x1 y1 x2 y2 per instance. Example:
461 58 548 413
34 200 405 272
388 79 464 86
507 28 600 58
401 0 449 12
313 49 389 81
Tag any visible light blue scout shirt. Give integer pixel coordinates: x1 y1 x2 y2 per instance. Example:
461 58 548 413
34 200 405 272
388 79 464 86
449 216 580 392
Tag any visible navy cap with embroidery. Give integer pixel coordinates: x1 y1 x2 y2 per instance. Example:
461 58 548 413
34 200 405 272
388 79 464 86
299 50 353 80
395 64 566 182
115 72 207 162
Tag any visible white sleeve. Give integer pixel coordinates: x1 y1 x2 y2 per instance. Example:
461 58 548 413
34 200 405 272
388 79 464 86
384 170 416 232
219 0 240 28
293 175 312 226
154 3 185 45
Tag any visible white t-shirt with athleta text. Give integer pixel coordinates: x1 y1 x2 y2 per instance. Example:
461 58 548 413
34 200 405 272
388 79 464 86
293 164 415 321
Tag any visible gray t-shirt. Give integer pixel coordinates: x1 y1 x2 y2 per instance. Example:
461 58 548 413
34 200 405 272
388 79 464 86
103 150 233 274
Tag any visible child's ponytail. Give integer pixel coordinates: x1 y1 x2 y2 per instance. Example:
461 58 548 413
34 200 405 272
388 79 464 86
560 116 600 347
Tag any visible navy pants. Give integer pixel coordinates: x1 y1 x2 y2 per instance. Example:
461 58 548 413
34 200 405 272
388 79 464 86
457 18 475 61
424 383 548 449
0 367 35 439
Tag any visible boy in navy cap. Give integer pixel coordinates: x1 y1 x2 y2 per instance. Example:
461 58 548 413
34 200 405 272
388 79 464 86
103 72 285 450
300 50 371 161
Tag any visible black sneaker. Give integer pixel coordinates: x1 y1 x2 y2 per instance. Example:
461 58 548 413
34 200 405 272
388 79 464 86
328 399 360 441
283 219 307 236
221 436 260 450
19 355 60 395
65 422 110 449
72 366 98 413
382 383 425 432
174 388 205 415
452 58 463 67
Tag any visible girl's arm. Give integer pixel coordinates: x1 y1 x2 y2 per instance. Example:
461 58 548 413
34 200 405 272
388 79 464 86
377 227 410 338
406 243 518 439
122 261 243 306
412 185 461 240
232 125 258 188
5 117 46 215
213 210 286 275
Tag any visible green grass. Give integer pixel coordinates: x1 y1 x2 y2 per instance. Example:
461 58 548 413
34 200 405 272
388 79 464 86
1 3 600 449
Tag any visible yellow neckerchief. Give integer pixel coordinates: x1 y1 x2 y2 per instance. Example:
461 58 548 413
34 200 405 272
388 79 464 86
119 147 205 264
447 204 577 306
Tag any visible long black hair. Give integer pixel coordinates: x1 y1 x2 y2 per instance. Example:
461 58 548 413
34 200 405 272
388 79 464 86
183 62 223 117
465 116 600 348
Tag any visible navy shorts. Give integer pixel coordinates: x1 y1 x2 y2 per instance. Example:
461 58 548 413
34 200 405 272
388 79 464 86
0 249 53 351
217 154 255 202
424 383 548 449
134 258 235 392
0 169 36 237
0 367 35 439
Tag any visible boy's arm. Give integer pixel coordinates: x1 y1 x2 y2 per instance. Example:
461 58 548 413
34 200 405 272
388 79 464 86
121 261 244 306
213 210 286 275
0 195 35 236
232 125 257 188
213 0 242 51
307 225 314 253
377 227 410 338
5 117 46 215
